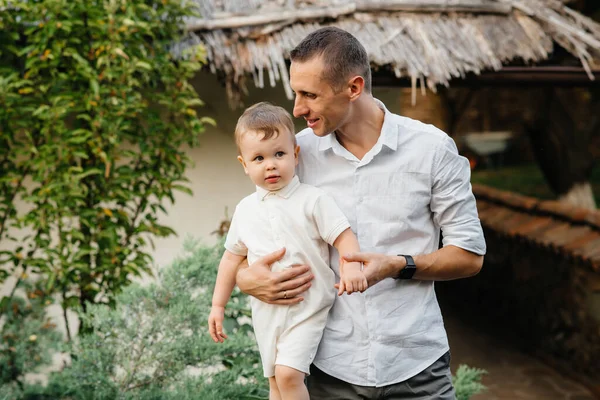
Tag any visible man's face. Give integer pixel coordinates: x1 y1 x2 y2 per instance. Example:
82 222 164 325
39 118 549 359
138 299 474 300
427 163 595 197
290 56 352 137
237 129 299 192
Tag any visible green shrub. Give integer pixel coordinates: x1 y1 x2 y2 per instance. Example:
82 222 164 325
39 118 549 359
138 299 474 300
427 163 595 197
453 364 487 400
0 275 63 398
23 239 267 400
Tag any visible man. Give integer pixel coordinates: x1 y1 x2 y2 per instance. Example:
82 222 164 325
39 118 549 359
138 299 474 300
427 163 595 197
236 27 486 399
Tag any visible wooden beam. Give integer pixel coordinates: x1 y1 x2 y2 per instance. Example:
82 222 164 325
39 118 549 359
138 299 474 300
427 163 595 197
372 66 600 87
466 66 600 86
360 1 511 14
187 1 511 31
188 4 357 31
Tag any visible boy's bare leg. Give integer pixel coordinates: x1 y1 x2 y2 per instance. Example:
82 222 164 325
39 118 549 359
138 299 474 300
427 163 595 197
274 365 309 400
268 376 282 400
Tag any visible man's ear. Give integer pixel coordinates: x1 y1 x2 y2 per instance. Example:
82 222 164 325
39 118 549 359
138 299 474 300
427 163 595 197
294 145 300 165
237 155 249 175
348 75 365 102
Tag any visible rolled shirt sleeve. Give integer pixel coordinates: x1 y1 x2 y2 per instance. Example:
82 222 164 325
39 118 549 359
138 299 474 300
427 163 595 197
224 207 248 257
431 136 486 255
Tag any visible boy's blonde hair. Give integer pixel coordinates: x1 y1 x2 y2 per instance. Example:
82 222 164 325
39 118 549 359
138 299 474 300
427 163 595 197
235 102 296 153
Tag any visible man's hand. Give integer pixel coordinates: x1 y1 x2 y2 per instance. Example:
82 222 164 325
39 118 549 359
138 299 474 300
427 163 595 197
208 306 228 343
236 248 314 305
343 246 484 283
341 252 404 287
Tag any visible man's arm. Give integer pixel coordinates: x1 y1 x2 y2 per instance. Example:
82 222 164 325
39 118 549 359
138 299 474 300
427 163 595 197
342 245 483 286
344 135 485 286
236 248 314 305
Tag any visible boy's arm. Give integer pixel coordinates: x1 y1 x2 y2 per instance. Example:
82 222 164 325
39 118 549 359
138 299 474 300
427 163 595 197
333 228 367 295
209 250 246 342
212 250 246 307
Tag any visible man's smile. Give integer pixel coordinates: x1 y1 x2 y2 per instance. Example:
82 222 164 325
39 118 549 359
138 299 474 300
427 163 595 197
306 117 320 128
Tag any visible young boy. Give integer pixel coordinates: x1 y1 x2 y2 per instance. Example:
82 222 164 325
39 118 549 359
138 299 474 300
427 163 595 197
208 102 367 400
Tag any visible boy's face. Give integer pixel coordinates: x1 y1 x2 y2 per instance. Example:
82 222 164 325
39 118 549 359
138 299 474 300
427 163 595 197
290 55 352 137
237 128 299 192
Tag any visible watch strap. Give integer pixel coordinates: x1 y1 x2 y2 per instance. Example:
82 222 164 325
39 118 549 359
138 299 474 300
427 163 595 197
397 254 416 280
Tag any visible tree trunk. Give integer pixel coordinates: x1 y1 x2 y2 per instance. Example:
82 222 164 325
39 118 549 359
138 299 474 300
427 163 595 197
558 182 596 209
527 88 597 210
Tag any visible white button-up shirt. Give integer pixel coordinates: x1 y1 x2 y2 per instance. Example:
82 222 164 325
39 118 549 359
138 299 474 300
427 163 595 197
296 99 486 387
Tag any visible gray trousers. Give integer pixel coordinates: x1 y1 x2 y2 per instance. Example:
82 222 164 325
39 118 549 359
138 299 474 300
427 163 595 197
306 351 456 400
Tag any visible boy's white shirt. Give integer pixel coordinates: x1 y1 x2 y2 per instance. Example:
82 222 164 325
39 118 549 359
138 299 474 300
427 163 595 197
224 175 351 377
225 175 350 262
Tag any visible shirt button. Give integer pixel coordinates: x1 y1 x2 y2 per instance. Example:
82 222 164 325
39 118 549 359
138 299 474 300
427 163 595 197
358 197 363 203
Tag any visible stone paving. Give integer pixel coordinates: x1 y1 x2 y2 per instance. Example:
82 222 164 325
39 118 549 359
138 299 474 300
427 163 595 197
445 313 597 400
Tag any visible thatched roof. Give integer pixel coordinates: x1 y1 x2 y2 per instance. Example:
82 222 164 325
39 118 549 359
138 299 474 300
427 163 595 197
177 0 600 104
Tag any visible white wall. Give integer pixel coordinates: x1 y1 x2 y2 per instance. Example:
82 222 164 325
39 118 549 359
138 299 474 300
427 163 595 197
150 131 253 268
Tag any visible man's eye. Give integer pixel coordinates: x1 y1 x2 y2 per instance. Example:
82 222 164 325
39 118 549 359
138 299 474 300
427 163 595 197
254 156 263 161
275 151 285 157
306 93 316 99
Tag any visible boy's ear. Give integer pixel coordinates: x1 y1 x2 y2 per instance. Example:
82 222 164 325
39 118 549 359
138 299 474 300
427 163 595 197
237 155 249 175
294 145 300 165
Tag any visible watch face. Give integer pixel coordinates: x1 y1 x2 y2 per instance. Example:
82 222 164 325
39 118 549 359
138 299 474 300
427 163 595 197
399 266 416 279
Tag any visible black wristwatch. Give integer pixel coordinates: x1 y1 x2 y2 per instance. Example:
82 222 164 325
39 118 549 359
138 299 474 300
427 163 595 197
396 254 416 280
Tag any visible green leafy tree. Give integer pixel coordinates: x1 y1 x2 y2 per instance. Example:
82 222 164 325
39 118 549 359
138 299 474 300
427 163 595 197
0 0 212 335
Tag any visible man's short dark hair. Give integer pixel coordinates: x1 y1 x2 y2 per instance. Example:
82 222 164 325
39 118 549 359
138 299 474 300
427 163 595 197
290 27 372 93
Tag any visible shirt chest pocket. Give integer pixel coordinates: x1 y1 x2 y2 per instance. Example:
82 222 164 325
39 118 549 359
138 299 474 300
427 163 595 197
357 172 431 248
360 171 430 210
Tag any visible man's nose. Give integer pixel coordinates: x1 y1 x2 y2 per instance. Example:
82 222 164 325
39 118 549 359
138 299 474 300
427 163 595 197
293 97 308 118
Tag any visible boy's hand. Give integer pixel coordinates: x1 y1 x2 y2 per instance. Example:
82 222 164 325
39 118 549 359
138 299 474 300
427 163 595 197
337 260 367 296
208 306 228 343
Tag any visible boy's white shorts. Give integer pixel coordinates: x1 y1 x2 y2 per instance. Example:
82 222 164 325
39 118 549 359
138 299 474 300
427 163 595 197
251 294 333 377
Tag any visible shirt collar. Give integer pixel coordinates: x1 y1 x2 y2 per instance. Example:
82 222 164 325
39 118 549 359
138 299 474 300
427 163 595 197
255 175 301 201
376 99 399 152
317 98 398 152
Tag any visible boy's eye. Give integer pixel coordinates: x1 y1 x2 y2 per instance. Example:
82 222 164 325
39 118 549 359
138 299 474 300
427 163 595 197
254 156 263 161
275 151 285 157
